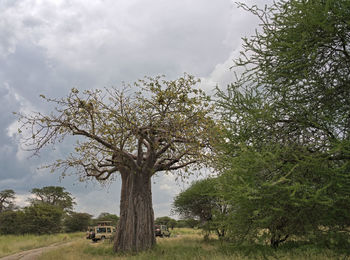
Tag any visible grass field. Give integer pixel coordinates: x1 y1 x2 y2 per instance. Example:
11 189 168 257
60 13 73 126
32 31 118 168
36 229 349 260
0 232 83 258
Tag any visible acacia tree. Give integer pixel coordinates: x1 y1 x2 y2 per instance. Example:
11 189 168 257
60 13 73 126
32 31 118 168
173 178 228 239
17 74 216 252
216 0 350 247
0 189 16 213
29 186 75 212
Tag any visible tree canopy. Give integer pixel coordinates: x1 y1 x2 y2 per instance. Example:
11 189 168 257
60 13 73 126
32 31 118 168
95 212 119 226
29 186 75 212
18 74 215 181
216 0 350 247
154 216 177 229
22 203 64 234
173 178 228 238
17 74 217 252
64 212 92 232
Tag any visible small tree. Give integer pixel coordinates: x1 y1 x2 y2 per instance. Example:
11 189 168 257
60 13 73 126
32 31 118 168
155 216 177 227
176 218 199 228
17 74 216 252
0 189 16 213
29 186 75 213
168 219 177 229
173 178 228 239
95 212 119 226
64 212 92 232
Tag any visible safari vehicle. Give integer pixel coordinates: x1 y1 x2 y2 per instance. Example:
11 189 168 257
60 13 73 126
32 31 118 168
155 225 170 237
86 221 116 242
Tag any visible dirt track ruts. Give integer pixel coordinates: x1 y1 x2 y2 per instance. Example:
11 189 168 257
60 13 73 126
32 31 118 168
0 241 75 260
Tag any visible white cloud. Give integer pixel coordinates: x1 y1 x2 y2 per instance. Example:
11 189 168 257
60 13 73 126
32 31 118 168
159 183 172 192
14 193 34 208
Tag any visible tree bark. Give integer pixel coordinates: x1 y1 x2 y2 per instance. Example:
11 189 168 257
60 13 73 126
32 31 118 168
113 169 155 252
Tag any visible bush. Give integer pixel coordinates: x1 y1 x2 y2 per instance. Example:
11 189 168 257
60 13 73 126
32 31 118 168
0 210 25 235
22 203 64 234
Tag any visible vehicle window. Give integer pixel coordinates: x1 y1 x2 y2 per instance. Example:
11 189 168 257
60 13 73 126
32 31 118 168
97 227 106 233
107 228 111 233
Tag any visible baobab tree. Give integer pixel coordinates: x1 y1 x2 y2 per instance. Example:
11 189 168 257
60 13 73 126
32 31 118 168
17 74 217 252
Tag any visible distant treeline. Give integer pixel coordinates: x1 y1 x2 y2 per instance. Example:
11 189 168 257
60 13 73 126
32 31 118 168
0 186 118 235
0 186 196 235
154 216 199 229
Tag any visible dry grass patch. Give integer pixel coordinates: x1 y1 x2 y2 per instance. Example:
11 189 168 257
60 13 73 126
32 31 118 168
0 232 83 258
37 230 349 260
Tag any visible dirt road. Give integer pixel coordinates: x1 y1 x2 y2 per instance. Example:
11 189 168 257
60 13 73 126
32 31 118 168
0 241 75 260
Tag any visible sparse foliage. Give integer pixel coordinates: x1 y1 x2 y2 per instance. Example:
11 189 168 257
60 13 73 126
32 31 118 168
17 74 217 252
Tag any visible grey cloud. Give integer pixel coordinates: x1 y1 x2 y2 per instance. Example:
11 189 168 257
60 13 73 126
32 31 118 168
0 0 274 217
0 0 21 8
22 16 45 28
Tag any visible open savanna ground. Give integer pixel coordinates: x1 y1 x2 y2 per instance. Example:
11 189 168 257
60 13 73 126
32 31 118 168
0 232 83 258
36 229 348 260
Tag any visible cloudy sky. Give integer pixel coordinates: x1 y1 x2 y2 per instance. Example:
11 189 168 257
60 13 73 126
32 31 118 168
0 0 271 218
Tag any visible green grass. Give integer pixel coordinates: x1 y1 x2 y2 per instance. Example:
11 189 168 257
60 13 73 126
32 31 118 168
37 229 349 260
169 227 202 236
0 232 84 257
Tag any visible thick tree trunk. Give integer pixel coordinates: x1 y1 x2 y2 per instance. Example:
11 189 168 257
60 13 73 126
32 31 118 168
113 170 155 252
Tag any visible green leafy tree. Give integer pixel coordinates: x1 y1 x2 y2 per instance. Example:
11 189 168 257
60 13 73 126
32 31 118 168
64 212 92 232
216 0 350 247
155 216 177 229
29 186 75 213
173 178 228 238
0 210 25 235
176 218 199 228
168 219 177 229
95 212 119 226
0 189 16 213
22 203 64 234
17 74 216 252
